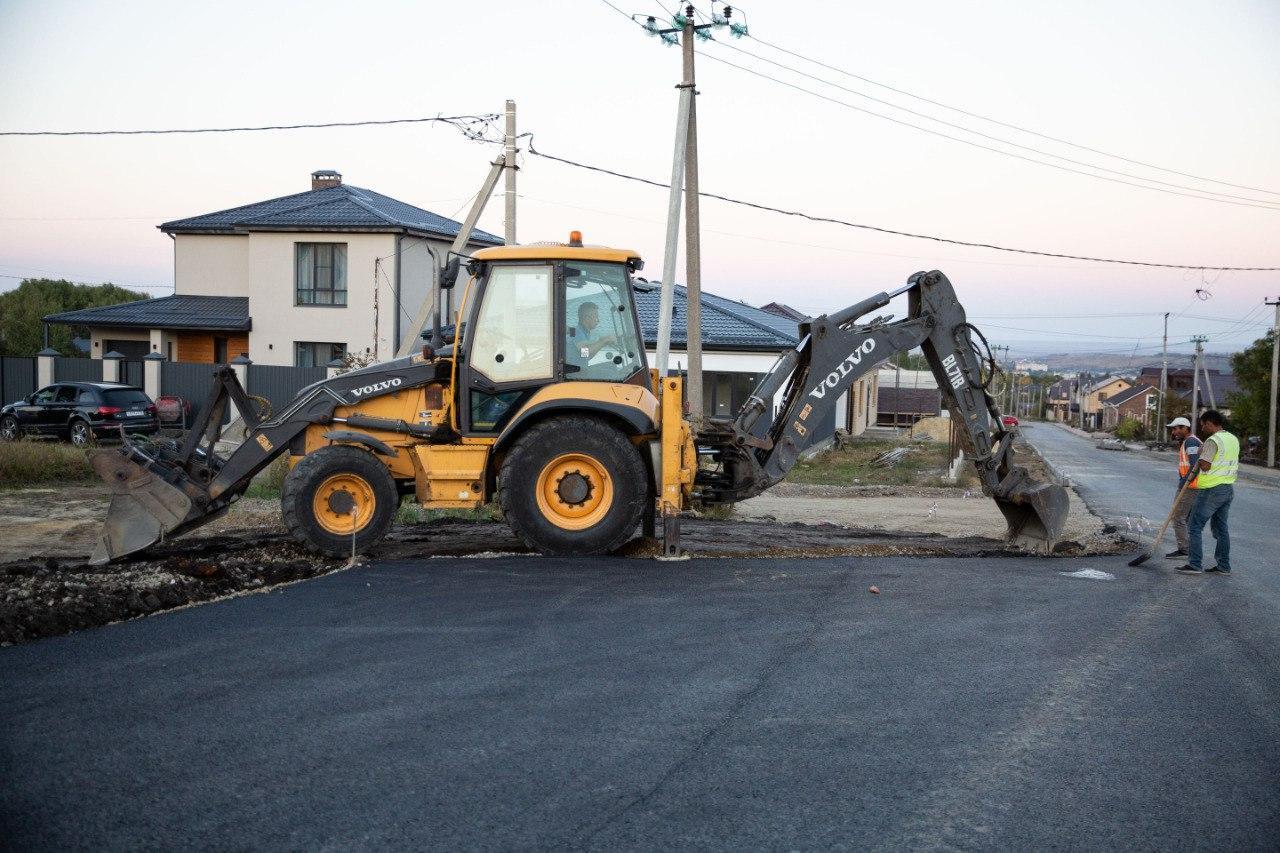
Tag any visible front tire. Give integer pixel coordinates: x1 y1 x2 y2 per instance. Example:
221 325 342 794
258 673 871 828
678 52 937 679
0 416 18 442
281 446 398 558
498 415 648 556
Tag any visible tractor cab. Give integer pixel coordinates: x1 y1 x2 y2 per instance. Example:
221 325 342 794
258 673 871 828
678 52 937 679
454 236 650 435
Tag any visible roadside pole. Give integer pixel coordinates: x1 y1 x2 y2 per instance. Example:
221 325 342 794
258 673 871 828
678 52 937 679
504 100 517 245
1268 297 1279 468
655 86 693 376
1190 335 1205 423
681 6 704 429
1157 311 1168 435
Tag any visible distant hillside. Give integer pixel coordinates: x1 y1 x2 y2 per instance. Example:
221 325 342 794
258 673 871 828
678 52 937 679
1035 351 1234 375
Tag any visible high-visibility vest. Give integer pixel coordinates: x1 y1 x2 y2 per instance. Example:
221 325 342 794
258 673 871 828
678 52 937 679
1178 439 1200 488
1197 430 1239 489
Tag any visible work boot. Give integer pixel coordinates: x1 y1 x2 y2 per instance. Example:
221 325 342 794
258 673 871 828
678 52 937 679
1165 548 1188 559
1176 565 1203 574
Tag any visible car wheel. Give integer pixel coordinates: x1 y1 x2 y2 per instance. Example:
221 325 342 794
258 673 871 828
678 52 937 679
69 419 93 447
0 415 18 442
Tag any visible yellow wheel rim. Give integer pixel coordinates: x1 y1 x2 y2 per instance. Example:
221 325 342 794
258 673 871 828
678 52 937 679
535 453 613 531
312 473 376 535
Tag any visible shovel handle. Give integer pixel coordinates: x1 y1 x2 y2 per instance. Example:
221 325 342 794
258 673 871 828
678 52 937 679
1148 476 1196 553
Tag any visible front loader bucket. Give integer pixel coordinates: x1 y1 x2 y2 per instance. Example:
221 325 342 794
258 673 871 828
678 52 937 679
89 449 194 565
993 476 1070 553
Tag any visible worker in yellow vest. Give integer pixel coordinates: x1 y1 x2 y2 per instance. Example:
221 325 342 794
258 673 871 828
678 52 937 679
1178 409 1239 575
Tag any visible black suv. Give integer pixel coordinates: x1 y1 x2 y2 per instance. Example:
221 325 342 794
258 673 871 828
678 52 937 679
1 382 159 446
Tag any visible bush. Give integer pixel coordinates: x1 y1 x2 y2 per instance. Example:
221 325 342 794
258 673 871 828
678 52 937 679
1114 418 1146 441
0 440 95 487
244 456 291 499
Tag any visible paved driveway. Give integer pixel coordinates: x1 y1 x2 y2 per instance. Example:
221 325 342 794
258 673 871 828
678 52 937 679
3 545 1279 849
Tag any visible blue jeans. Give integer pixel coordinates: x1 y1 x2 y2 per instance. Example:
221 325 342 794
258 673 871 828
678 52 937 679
1188 485 1233 571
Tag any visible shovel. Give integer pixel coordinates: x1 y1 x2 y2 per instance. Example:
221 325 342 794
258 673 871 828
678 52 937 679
1128 476 1195 567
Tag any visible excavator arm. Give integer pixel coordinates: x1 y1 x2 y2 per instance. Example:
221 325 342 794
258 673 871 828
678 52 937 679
696 270 1068 549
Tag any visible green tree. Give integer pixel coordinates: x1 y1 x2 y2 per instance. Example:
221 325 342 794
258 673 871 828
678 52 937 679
1227 330 1278 459
0 278 150 357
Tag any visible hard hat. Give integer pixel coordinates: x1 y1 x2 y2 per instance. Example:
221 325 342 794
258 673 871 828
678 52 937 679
1166 417 1192 428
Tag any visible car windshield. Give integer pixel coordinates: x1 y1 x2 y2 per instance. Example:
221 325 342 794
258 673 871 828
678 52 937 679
102 389 150 407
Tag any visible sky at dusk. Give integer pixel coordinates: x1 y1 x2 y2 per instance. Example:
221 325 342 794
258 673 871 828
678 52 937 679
1 0 1277 358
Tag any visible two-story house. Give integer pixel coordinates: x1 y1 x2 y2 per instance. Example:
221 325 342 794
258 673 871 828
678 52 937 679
45 170 502 366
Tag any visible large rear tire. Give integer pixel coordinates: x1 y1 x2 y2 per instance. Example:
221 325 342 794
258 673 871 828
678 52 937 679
281 446 398 558
499 415 648 556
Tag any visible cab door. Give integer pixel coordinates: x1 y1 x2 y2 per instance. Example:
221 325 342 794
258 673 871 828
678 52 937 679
460 262 557 434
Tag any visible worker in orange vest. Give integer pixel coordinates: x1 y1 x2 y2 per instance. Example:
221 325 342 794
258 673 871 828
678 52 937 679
1165 416 1201 559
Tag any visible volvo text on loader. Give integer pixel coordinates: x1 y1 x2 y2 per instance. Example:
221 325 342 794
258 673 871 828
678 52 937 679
89 237 1068 564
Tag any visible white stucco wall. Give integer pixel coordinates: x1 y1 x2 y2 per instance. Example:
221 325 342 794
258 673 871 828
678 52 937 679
174 234 250 297
396 235 456 351
245 232 395 365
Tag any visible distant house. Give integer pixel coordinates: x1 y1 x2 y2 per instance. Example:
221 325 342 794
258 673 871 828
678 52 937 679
875 365 941 426
758 302 809 323
1135 366 1237 417
1080 375 1133 429
1101 384 1160 430
44 170 502 366
1046 377 1079 422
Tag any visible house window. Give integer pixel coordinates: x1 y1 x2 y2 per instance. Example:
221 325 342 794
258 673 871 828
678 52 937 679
295 341 347 367
296 243 347 306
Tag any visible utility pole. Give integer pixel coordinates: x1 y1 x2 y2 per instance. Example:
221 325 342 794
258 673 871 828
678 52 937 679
640 4 747 425
680 6 704 428
1190 335 1207 425
503 100 517 245
1267 297 1279 468
1157 311 1168 437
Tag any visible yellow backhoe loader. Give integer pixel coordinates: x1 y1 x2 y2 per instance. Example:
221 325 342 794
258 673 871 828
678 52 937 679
88 236 1067 564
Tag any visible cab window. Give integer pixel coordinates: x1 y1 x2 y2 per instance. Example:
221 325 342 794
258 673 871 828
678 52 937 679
563 262 644 382
469 264 553 384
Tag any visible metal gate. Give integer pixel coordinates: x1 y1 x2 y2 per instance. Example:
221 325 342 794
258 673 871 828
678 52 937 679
0 356 37 405
248 364 326 417
54 356 101 383
121 360 144 388
161 362 220 425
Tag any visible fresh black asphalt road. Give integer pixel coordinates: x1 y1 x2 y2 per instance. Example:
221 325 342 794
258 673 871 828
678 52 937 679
2 430 1278 849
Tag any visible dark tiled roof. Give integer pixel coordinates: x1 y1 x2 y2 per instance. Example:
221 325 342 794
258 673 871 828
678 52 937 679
44 295 251 331
633 282 799 351
1103 383 1158 407
160 184 502 244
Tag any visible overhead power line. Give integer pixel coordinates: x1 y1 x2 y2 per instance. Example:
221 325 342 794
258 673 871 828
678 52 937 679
743 32 1280 199
697 51 1280 212
524 141 1280 271
706 39 1280 209
0 114 500 138
0 272 172 290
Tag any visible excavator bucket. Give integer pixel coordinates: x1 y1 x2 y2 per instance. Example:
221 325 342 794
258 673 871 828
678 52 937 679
993 473 1070 553
89 449 194 565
